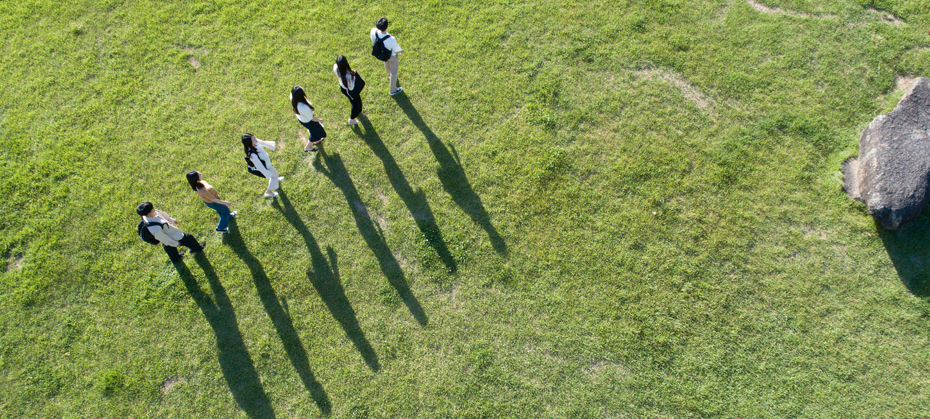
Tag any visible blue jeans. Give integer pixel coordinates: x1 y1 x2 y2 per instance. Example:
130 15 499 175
204 201 231 231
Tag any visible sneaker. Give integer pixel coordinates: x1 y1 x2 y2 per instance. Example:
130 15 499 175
216 228 229 233
230 211 238 218
192 243 207 253
277 176 284 181
348 119 359 125
264 191 278 198
178 249 187 256
390 87 404 96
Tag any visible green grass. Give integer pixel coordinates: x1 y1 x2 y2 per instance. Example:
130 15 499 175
3 0 930 417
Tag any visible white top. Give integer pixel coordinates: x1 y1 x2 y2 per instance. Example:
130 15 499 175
295 101 314 123
143 210 184 247
249 139 277 178
333 63 356 91
370 28 402 56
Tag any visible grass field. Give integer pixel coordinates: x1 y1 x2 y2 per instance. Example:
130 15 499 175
3 0 930 417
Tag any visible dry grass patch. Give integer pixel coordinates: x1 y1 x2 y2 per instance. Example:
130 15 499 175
635 68 714 115
745 0 835 18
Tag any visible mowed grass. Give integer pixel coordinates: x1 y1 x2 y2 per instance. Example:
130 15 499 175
3 0 930 417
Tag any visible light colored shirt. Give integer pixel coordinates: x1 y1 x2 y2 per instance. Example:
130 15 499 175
249 139 277 179
143 210 184 247
333 63 356 91
296 101 314 123
195 181 220 203
370 29 402 56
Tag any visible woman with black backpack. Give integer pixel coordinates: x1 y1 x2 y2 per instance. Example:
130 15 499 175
290 86 326 152
242 133 283 198
333 55 365 125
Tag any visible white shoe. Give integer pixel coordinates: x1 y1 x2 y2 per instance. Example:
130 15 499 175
264 191 278 198
278 176 284 181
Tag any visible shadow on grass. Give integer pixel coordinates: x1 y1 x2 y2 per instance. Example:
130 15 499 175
176 253 276 419
877 216 930 297
391 94 508 255
223 223 332 413
312 151 429 326
273 191 382 370
354 114 458 273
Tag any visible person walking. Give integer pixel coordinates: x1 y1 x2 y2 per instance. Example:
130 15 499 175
242 133 284 198
186 170 237 233
370 17 404 96
136 201 206 263
290 86 327 152
334 55 365 125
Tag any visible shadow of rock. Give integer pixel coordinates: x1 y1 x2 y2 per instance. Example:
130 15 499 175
391 95 508 255
877 215 930 296
223 225 332 413
177 255 277 418
273 191 383 369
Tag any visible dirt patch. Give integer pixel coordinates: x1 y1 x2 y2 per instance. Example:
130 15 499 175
375 213 389 231
377 190 388 205
582 359 632 378
4 252 23 272
161 377 186 394
895 74 917 92
187 56 200 68
745 0 835 18
841 157 861 201
635 68 713 114
866 7 903 25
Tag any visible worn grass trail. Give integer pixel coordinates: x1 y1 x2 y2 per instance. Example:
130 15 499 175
2 0 930 417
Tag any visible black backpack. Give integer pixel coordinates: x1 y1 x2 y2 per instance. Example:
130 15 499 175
371 34 392 61
138 219 165 245
245 150 268 178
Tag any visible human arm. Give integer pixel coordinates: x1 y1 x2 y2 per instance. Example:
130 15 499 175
255 138 276 151
153 209 178 225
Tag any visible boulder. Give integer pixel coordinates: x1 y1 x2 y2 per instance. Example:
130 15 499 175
843 77 930 230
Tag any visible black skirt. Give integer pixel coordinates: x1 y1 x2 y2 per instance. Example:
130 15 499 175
300 119 327 143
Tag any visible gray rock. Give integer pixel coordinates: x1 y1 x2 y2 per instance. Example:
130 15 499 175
843 77 930 230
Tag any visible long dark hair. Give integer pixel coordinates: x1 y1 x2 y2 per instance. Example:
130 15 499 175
290 85 313 115
335 55 355 88
186 170 203 191
241 133 256 155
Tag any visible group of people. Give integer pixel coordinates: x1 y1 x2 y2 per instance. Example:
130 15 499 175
137 17 404 263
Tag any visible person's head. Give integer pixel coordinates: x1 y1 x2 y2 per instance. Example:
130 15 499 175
186 170 203 191
376 17 388 31
290 85 313 114
336 55 352 74
241 133 256 154
136 202 154 217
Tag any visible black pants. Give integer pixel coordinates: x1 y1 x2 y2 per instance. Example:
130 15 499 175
340 74 365 119
163 233 203 262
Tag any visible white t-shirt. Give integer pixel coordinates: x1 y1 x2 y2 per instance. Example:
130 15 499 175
296 101 314 123
333 63 356 91
370 28 402 56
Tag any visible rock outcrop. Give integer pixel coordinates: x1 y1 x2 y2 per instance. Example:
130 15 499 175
843 77 930 230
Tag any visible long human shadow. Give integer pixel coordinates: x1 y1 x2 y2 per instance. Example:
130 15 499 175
222 224 332 413
391 94 508 255
877 216 930 297
311 151 429 326
176 254 276 419
273 190 382 369
354 114 459 273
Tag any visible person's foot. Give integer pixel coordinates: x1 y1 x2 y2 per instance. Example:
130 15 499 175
277 176 284 181
304 146 318 152
230 211 238 218
264 191 279 198
348 119 359 125
191 243 206 253
390 87 404 96
216 228 229 233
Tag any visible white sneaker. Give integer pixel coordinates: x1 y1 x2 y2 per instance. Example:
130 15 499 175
278 176 284 181
264 191 278 198
230 211 238 218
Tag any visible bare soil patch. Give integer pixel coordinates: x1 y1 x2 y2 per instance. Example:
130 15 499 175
160 377 186 394
895 74 916 92
635 68 713 114
866 7 903 26
4 252 23 272
745 0 835 18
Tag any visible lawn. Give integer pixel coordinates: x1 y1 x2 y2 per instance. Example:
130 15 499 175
2 0 930 417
